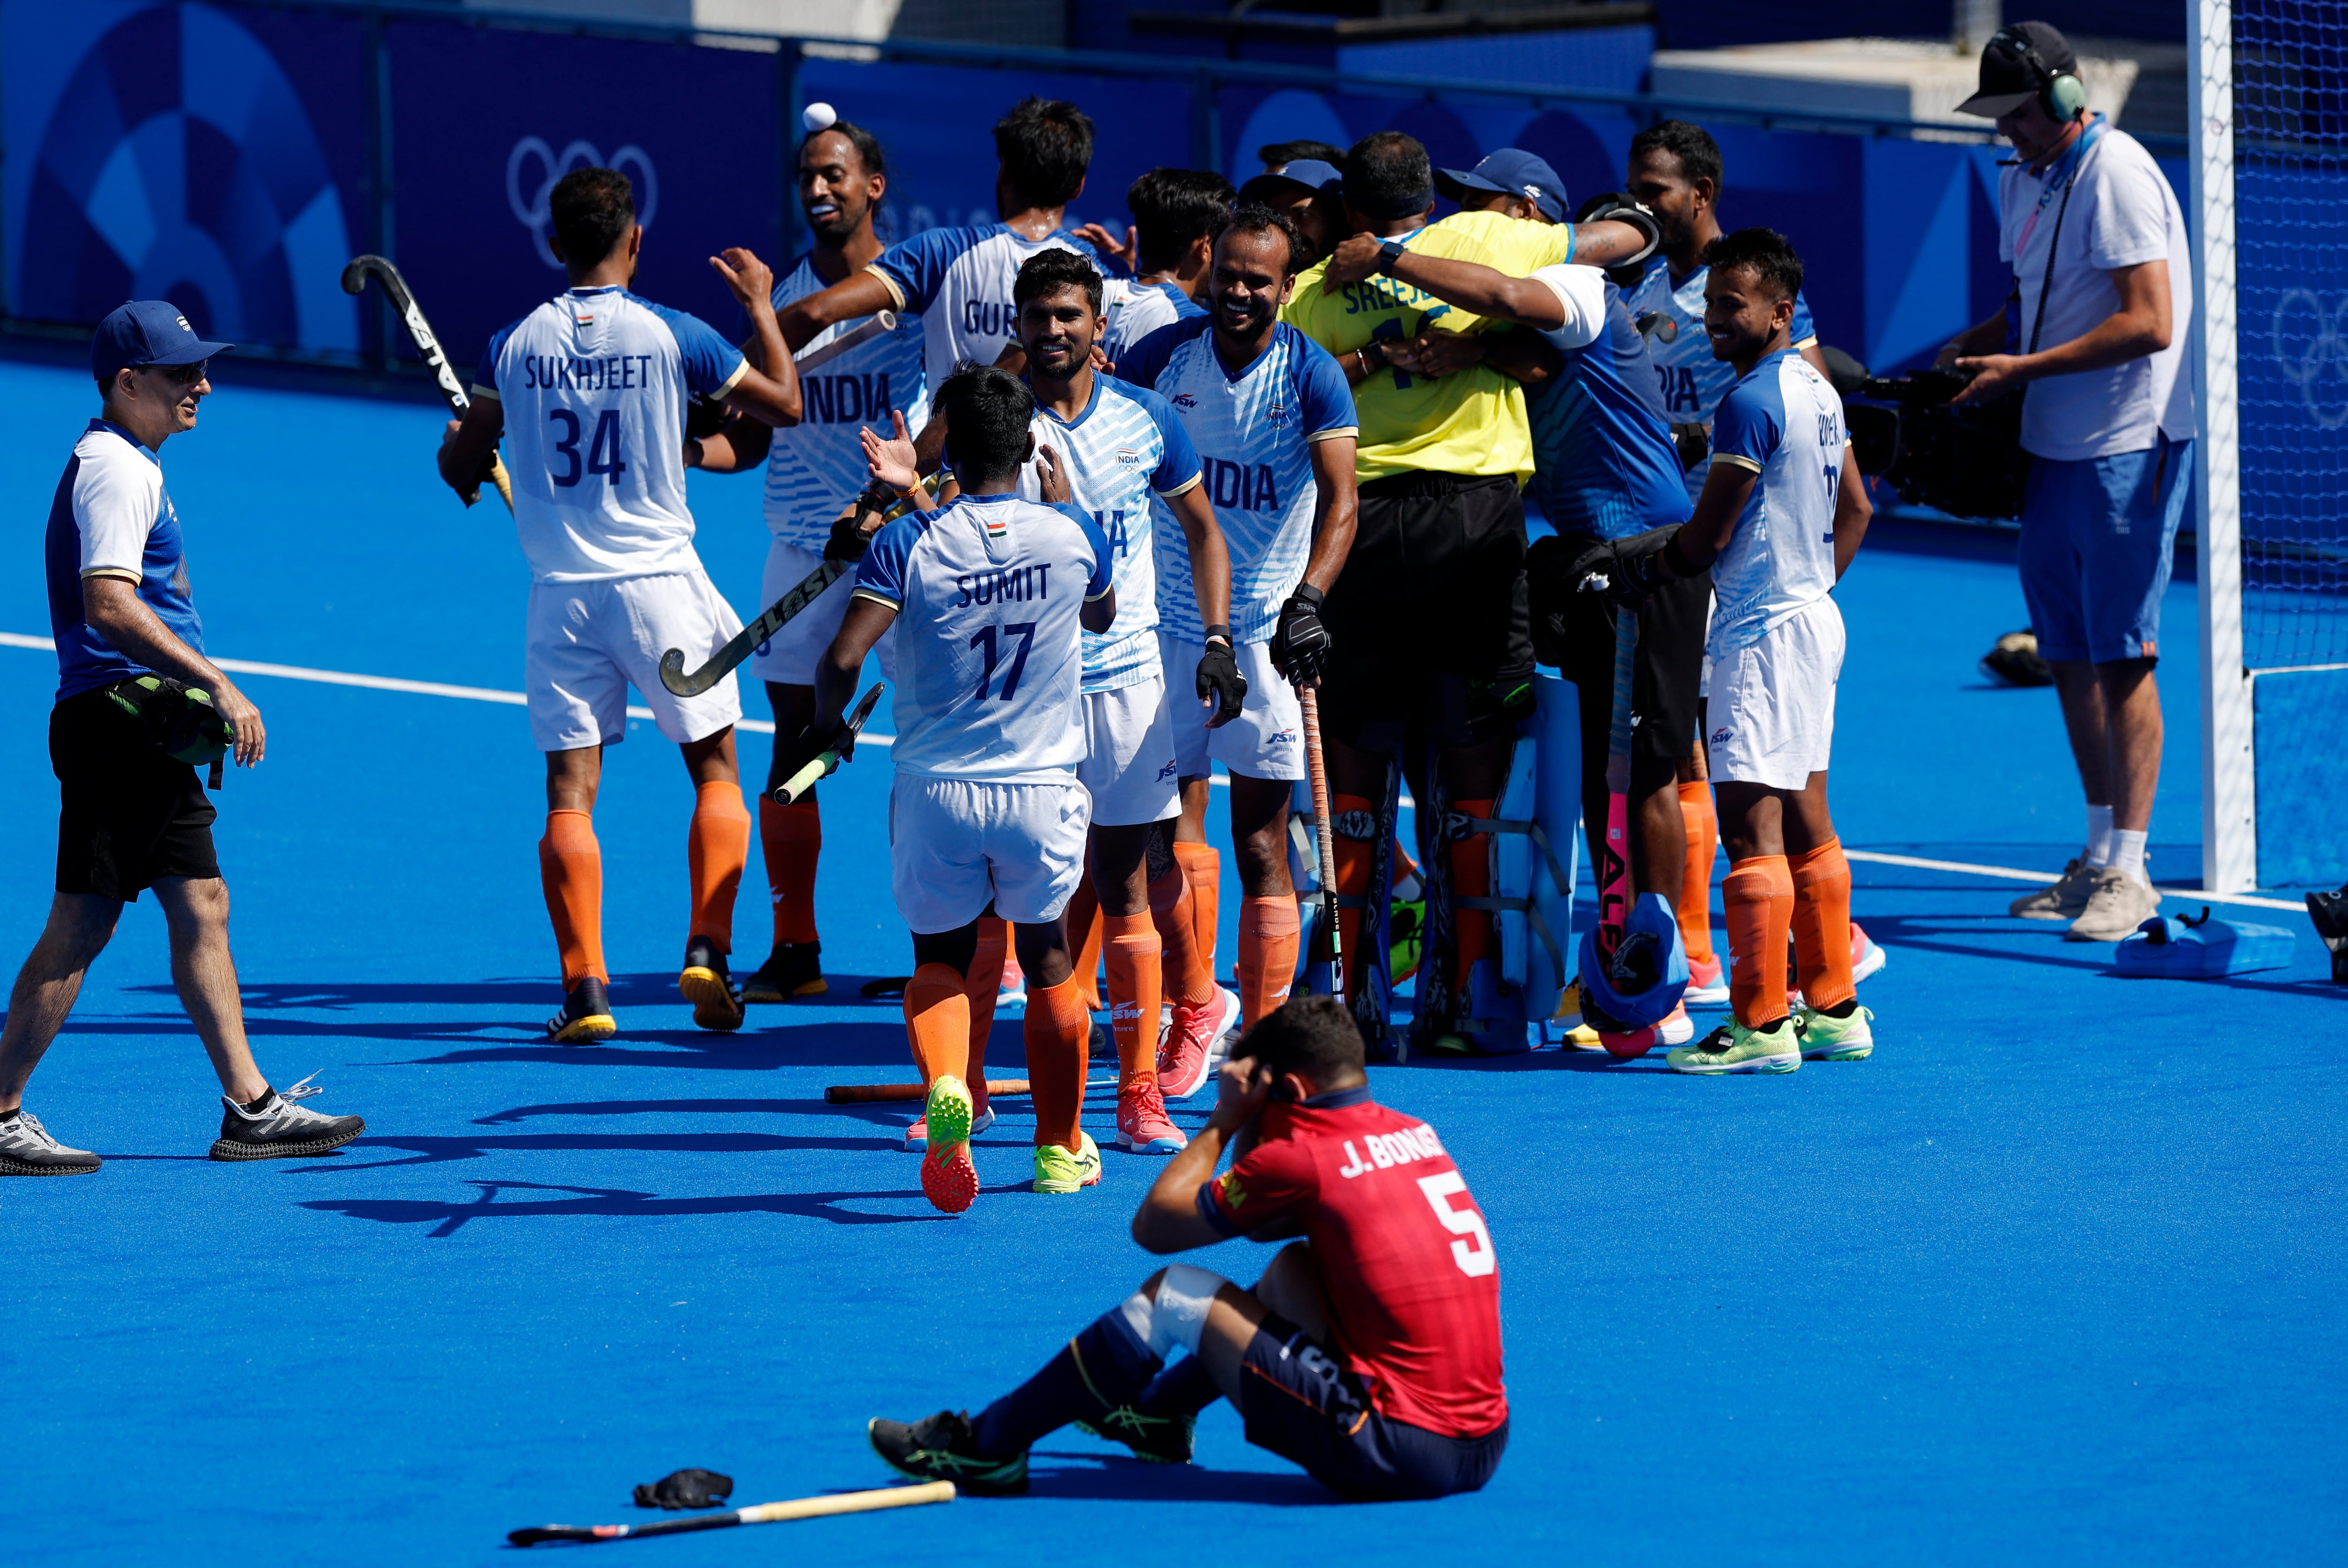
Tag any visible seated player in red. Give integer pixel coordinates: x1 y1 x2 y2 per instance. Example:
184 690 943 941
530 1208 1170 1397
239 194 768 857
866 996 1508 1501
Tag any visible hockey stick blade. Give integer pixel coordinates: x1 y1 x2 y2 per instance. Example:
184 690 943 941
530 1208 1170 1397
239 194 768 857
509 1480 954 1546
772 683 882 805
344 253 514 513
659 557 848 696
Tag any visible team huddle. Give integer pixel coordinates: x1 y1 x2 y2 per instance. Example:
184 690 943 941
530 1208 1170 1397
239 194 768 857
420 97 1887 1500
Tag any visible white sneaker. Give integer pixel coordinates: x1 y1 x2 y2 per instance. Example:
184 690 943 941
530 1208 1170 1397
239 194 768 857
209 1074 365 1161
2066 868 2162 942
0 1108 100 1175
2011 856 2100 920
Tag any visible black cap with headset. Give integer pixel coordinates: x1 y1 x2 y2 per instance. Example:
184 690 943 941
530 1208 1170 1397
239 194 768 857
1954 21 2088 122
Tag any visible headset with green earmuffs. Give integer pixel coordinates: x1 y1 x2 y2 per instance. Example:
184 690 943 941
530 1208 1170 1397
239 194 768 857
106 675 235 786
1993 25 2089 123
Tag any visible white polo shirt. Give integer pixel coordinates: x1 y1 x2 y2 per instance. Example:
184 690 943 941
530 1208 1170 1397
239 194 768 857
1997 121 2195 461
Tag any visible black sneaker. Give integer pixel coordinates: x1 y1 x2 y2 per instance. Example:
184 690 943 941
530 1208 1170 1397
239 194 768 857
210 1075 365 1161
546 975 617 1043
0 1109 101 1175
741 939 826 1004
866 1410 1027 1496
680 937 743 1032
1075 1406 1195 1464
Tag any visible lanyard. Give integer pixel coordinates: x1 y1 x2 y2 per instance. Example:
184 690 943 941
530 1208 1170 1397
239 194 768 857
2015 117 2105 257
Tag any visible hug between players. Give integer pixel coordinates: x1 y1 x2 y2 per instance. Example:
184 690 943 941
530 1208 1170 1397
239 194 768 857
10 22 2210 1502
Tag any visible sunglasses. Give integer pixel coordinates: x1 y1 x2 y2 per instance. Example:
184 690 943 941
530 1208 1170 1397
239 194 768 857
139 361 209 387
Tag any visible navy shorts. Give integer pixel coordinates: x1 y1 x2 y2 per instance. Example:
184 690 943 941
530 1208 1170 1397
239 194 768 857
2017 436 2193 665
1236 1312 1507 1501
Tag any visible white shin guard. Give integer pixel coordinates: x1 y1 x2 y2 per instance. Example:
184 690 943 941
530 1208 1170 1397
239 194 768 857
1118 1264 1228 1359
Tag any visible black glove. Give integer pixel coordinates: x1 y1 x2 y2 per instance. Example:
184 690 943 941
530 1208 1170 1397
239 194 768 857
822 482 894 563
1573 192 1663 288
771 722 846 802
633 1468 733 1510
1269 584 1331 683
684 393 731 440
1669 421 1709 472
1568 524 1684 610
1195 630 1247 724
1468 667 1537 741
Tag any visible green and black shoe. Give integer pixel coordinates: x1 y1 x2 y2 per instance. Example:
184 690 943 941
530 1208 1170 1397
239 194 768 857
1075 1405 1195 1464
867 1410 1028 1496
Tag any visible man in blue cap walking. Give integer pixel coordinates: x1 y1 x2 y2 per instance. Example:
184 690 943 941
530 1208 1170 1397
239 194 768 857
0 301 367 1175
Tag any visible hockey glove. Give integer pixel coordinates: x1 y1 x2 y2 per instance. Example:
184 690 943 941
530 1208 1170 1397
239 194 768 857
1196 630 1247 725
633 1469 734 1511
1269 584 1331 684
1573 192 1663 288
821 481 894 563
1568 524 1684 609
1669 420 1710 472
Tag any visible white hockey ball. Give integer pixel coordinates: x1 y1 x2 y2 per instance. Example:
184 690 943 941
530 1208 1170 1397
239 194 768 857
803 102 838 133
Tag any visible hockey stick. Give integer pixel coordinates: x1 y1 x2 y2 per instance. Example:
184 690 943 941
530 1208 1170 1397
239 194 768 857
340 255 514 513
792 310 896 375
1297 685 1345 1001
508 1480 953 1546
1595 602 1638 971
827 1079 1031 1104
772 682 883 805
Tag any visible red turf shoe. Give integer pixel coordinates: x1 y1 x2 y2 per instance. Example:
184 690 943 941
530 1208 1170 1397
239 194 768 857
1157 989 1238 1099
1684 951 1729 1006
1116 1078 1187 1153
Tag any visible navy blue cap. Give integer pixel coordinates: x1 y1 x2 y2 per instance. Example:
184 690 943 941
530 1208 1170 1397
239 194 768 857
1244 157 1343 200
92 300 234 383
1435 149 1568 223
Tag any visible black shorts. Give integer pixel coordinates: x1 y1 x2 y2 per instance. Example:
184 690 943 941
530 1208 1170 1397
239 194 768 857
1320 471 1530 750
52 686 220 901
1236 1311 1508 1502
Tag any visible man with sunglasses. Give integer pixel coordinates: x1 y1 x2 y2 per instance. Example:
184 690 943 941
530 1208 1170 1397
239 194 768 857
0 301 367 1175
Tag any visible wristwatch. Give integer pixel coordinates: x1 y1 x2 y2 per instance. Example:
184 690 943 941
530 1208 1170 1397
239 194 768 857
1374 238 1409 276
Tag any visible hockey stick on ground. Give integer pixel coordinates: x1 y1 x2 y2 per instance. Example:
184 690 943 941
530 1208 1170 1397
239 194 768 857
508 1480 953 1546
1297 685 1345 1001
826 1079 1032 1104
340 255 514 513
772 682 883 805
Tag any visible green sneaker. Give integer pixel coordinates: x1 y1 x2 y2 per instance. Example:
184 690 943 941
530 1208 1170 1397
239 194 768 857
868 1411 1028 1496
1033 1130 1103 1193
1666 1017 1801 1074
1076 1405 1196 1464
1796 1004 1875 1061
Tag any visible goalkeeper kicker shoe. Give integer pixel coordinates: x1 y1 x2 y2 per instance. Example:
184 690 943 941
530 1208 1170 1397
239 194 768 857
868 1411 1028 1496
2011 856 2099 920
210 1075 365 1160
1034 1130 1103 1193
1797 1003 1875 1061
1077 1406 1196 1464
0 1108 100 1175
741 939 825 1003
1666 1018 1801 1075
547 976 617 1043
680 937 744 1031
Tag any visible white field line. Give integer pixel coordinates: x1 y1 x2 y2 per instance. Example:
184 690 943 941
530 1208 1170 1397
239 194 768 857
0 633 2315 909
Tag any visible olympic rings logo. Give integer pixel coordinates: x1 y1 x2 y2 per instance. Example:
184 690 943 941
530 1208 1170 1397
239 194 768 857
2271 288 2348 429
507 138 660 269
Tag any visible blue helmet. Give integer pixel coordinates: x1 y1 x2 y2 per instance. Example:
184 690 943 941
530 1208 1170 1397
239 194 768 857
1577 890 1689 1028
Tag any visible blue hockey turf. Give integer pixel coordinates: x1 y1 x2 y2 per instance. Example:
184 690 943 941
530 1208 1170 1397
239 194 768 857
2 362 2340 1565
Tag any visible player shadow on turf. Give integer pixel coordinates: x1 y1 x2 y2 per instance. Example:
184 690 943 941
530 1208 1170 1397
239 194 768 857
280 1130 897 1174
1021 1450 1339 1506
142 973 911 1012
300 1179 946 1236
383 1020 931 1071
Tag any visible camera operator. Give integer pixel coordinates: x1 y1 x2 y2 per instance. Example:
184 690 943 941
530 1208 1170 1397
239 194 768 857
1943 22 2194 942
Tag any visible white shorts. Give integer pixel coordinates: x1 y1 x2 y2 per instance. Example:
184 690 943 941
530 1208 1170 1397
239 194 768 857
1159 633 1304 783
525 571 743 752
1077 677 1182 827
890 775 1091 934
1705 597 1844 790
743 539 857 686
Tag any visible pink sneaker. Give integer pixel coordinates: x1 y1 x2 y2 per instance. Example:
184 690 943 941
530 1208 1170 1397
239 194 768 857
1157 988 1238 1099
1684 952 1729 1006
922 1142 978 1213
1116 1078 1187 1153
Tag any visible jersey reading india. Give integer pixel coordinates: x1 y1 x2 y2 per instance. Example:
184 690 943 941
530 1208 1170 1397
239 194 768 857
1013 373 1201 692
1707 347 1849 655
852 492 1112 784
1621 260 1818 500
867 224 1096 390
763 254 930 548
1115 318 1354 643
476 286 746 582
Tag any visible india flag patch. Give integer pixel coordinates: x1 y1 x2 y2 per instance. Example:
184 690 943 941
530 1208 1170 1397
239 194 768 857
983 510 1009 540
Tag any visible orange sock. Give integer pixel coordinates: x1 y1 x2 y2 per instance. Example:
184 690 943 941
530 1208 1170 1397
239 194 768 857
904 962 970 1087
962 917 1007 1115
1150 867 1216 1008
1172 842 1220 978
1677 781 1718 966
687 781 752 954
1024 973 1089 1152
1064 879 1104 1012
1330 793 1375 1001
1102 912 1163 1089
758 796 821 946
1790 838 1856 1011
538 809 606 986
1449 798 1496 977
1237 892 1300 1030
1724 855 1794 1028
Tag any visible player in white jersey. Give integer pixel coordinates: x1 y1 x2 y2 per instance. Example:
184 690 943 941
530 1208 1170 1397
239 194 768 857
689 119 928 1008
1079 168 1229 368
1573 230 1875 1076
803 364 1115 1214
437 167 803 1043
777 96 1097 390
1115 208 1359 1066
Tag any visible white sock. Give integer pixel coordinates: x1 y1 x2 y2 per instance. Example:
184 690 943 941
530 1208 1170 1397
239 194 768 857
2085 804 2115 867
2108 828 2148 881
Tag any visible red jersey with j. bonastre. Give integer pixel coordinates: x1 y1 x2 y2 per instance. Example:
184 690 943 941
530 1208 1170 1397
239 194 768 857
1201 1087 1506 1437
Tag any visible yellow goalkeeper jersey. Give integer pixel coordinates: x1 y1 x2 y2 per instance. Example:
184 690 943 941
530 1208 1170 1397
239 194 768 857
1282 210 1575 483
